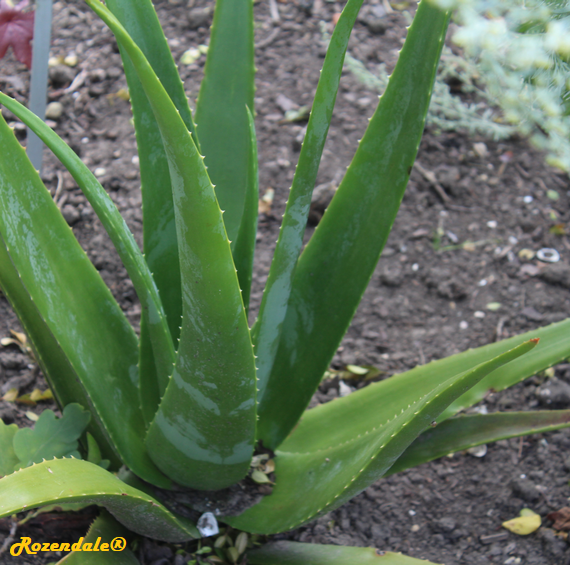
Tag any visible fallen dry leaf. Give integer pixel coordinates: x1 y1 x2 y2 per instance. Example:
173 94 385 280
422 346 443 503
547 507 570 531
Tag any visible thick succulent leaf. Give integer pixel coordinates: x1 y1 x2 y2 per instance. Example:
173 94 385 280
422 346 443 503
0 420 18 476
232 106 258 313
195 0 254 248
57 510 138 564
85 0 257 490
257 0 450 449
248 542 440 565
0 92 176 404
439 317 570 420
0 234 119 467
13 404 90 469
253 0 365 405
228 340 536 533
388 409 570 476
105 0 200 410
0 113 168 487
0 459 198 542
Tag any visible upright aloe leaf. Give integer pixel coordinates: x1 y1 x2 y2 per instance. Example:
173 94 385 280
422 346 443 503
105 0 200 414
248 542 440 565
0 235 119 467
85 0 257 490
253 0 366 404
232 106 259 313
0 92 176 400
388 409 570 476
228 341 536 533
195 0 255 250
0 114 168 488
0 459 198 541
257 0 451 448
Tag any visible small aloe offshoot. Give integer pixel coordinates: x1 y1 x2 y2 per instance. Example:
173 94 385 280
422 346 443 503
1 0 570 563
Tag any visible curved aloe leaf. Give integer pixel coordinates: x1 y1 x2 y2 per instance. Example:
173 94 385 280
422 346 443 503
439 317 570 420
253 0 365 405
105 0 200 414
0 92 176 405
0 235 119 467
195 0 254 249
85 0 257 490
0 114 167 488
388 409 570 476
232 106 259 313
257 0 451 449
248 542 440 565
228 340 536 533
58 510 138 564
0 459 198 542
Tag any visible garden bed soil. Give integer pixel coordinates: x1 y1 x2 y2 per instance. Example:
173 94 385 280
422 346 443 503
2 0 570 563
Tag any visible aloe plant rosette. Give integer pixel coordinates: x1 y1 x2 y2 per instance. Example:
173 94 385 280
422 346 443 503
1 0 570 563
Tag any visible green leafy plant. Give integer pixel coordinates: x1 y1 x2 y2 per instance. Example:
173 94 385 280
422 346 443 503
1 0 570 563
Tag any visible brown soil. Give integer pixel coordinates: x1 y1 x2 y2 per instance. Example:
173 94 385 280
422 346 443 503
1 0 570 564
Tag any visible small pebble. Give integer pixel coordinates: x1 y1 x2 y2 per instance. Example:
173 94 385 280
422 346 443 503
45 101 63 120
459 321 468 330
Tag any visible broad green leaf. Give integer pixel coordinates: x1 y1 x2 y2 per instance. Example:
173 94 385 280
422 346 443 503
0 234 120 468
248 542 440 565
253 0 365 405
58 510 138 564
0 92 176 404
105 0 200 412
388 409 570 475
85 0 257 490
0 458 198 541
0 112 168 488
0 420 18 476
195 0 254 249
228 340 536 533
13 404 90 469
257 0 450 449
232 106 259 313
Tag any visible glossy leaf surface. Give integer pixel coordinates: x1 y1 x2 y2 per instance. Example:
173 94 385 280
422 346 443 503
0 459 198 541
86 0 257 490
58 510 138 564
257 0 450 448
228 340 536 533
0 234 119 467
0 113 167 487
253 0 365 405
248 542 440 565
0 92 176 409
195 0 254 248
388 409 570 476
105 0 199 410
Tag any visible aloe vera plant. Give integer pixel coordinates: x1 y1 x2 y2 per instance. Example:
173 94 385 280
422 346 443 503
1 0 570 563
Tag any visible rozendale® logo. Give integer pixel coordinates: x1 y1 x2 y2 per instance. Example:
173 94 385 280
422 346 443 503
10 536 127 555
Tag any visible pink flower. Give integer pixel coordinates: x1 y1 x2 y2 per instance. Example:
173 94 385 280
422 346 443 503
0 0 34 69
